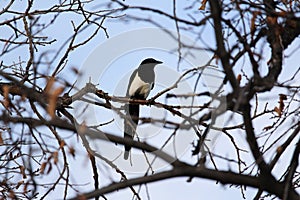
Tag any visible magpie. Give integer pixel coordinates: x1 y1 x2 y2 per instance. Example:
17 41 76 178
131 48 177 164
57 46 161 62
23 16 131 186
123 58 163 160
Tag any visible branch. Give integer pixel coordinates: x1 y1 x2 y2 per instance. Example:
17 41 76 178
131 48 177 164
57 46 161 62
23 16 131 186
69 165 299 200
242 102 270 175
112 0 206 26
208 0 238 90
0 114 186 168
283 138 300 200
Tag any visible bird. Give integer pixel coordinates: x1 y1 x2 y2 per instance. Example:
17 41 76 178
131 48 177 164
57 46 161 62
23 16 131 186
123 58 163 160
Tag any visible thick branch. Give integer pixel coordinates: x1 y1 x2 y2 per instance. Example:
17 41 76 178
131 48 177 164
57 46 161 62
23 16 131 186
69 165 299 200
242 103 270 174
208 0 238 90
0 114 186 168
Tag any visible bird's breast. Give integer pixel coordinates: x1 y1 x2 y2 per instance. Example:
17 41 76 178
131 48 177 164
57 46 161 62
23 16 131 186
128 73 152 99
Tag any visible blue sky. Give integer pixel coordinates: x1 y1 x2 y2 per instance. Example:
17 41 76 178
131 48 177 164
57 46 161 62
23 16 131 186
0 1 299 199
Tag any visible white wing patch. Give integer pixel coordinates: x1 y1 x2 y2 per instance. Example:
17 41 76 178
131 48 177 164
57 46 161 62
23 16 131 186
128 72 152 98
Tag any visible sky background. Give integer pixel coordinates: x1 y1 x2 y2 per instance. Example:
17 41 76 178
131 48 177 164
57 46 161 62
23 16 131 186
0 0 299 199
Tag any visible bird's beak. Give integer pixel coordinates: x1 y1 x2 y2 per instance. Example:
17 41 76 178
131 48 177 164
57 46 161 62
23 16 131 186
156 60 163 64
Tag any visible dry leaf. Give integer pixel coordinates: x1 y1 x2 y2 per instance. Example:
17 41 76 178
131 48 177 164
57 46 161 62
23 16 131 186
59 140 65 149
40 162 47 174
279 94 287 100
237 74 242 85
276 146 283 154
274 106 281 116
250 12 257 35
0 132 3 145
266 16 278 25
44 77 55 95
263 125 273 131
279 100 284 112
213 54 219 65
20 166 27 179
53 151 58 165
16 180 24 189
24 181 29 193
199 0 208 10
275 94 287 117
78 194 88 200
44 77 65 118
78 122 87 135
277 11 287 17
69 146 76 157
9 190 16 199
47 87 64 118
2 85 10 109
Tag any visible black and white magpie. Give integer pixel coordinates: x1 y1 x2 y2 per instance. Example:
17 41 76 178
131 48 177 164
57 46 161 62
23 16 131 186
123 58 163 160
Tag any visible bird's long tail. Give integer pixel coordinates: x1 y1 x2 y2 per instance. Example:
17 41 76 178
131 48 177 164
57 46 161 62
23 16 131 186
124 102 139 160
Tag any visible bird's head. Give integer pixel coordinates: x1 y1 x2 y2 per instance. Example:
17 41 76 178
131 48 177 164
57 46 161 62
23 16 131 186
140 58 163 66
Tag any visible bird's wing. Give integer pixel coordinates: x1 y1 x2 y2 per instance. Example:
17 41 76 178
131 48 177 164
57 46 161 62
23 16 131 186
124 68 139 160
126 69 138 97
150 81 154 90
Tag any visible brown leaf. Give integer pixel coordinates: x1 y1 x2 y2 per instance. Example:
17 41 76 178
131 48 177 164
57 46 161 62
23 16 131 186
9 190 16 199
2 85 10 109
266 16 278 25
279 100 284 112
78 122 87 135
237 74 242 85
16 180 24 189
24 181 29 193
276 146 283 154
47 87 64 118
250 11 259 35
276 94 287 117
44 77 55 95
53 151 58 165
20 166 27 179
40 162 47 174
277 11 287 17
0 132 3 145
78 194 88 200
213 54 219 65
69 146 76 158
263 125 273 131
59 140 65 149
274 106 281 117
199 0 208 10
279 94 287 100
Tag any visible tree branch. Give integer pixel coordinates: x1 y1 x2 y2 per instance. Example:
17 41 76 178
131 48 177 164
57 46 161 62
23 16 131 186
69 165 299 200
